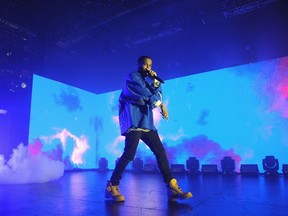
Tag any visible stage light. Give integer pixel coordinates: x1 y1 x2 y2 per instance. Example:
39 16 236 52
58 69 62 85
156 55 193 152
0 109 8 114
262 156 279 176
115 158 132 171
240 164 259 176
282 164 288 177
21 82 27 88
186 157 200 174
221 156 235 174
201 164 218 175
170 164 186 174
98 157 108 171
132 157 143 172
143 164 158 172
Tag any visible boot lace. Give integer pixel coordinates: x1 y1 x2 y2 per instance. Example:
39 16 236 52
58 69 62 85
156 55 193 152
111 185 121 195
171 183 184 194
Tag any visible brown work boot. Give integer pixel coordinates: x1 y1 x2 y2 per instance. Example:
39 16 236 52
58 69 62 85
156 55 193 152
167 178 192 201
105 182 125 202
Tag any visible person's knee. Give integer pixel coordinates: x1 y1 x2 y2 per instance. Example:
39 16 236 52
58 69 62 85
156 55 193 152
154 149 167 160
122 154 135 162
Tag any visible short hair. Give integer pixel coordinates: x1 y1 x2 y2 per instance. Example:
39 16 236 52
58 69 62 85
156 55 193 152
137 56 152 64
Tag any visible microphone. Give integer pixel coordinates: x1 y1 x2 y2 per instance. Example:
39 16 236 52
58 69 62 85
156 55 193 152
153 75 165 84
147 70 165 84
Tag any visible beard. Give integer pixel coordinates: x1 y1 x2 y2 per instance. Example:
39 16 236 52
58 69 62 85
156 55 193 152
139 68 149 77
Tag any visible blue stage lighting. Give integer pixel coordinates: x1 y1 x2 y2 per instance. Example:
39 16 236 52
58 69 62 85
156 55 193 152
262 156 279 176
221 156 236 174
132 157 143 172
98 157 108 171
186 157 200 174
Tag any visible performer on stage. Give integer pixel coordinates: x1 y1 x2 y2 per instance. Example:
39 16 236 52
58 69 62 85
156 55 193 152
105 56 192 202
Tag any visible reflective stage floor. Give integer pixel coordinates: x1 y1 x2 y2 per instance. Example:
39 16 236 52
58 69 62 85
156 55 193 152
0 170 287 216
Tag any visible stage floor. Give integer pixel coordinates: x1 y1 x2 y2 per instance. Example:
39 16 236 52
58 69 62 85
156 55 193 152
0 170 287 216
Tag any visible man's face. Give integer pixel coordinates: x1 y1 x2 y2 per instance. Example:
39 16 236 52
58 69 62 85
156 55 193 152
138 58 152 75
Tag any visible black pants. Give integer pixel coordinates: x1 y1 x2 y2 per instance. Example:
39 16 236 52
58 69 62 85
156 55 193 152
110 130 173 185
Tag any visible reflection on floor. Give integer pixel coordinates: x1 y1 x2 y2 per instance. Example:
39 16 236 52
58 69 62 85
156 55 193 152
0 170 287 216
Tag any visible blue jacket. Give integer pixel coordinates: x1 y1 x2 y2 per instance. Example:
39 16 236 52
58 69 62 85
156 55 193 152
119 70 162 135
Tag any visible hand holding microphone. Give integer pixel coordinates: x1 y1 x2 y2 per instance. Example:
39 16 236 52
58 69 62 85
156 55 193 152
147 70 157 77
146 70 165 84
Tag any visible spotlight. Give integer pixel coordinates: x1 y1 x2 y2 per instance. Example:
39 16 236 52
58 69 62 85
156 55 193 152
221 156 235 174
262 156 279 177
0 109 8 114
132 157 143 172
115 157 131 170
170 164 186 174
201 164 218 175
240 164 259 176
143 164 158 172
98 157 108 171
21 82 27 88
282 164 288 177
186 157 200 174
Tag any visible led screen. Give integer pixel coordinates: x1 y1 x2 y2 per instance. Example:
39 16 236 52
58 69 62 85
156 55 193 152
29 56 288 171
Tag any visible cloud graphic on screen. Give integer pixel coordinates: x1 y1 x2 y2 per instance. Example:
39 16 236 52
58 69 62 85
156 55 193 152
186 82 194 92
90 115 103 133
197 109 210 125
164 135 242 170
0 143 64 184
270 77 288 118
110 92 119 113
29 139 74 170
109 135 125 157
53 88 82 112
40 128 90 167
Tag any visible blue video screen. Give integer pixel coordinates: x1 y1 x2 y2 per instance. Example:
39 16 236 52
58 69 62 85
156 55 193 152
29 56 288 171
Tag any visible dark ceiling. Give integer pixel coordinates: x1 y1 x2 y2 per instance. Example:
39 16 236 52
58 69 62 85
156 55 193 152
1 0 288 94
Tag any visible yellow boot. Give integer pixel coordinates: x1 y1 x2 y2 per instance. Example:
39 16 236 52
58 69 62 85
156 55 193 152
167 178 192 201
105 182 125 202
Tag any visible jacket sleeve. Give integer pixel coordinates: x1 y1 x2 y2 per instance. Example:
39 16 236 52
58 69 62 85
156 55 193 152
122 72 162 108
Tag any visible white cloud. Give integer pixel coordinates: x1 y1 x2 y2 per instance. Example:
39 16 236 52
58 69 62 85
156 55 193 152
0 143 64 184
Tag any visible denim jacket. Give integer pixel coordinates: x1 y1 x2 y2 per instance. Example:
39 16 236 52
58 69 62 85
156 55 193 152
119 70 162 135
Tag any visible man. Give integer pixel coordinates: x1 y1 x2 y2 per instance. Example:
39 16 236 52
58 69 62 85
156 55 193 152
105 56 192 202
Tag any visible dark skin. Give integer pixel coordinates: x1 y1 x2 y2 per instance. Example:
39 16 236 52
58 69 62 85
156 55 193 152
137 57 168 120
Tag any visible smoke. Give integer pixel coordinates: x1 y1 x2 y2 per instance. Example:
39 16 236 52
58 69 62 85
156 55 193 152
0 143 64 184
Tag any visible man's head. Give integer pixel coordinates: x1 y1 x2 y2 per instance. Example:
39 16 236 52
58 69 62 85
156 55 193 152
137 56 152 76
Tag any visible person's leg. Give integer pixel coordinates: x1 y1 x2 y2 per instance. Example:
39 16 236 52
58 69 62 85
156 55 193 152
141 131 173 183
106 131 142 202
142 131 192 201
110 130 142 185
